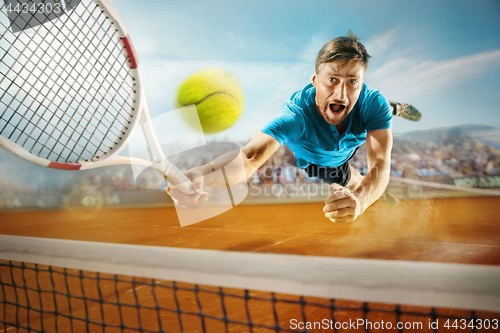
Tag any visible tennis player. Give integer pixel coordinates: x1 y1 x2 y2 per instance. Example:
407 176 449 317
168 32 421 223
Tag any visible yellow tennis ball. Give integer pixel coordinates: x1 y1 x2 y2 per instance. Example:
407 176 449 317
176 69 244 134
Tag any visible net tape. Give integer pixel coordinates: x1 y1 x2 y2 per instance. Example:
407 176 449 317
2 260 498 333
0 235 499 332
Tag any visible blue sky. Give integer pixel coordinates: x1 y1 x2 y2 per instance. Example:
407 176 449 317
111 0 500 143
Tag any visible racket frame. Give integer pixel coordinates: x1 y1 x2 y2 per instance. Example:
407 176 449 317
0 0 193 193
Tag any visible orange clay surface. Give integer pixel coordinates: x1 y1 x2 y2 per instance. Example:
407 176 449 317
1 197 500 333
0 197 499 265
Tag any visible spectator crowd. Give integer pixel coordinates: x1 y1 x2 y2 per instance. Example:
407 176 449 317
2 132 500 200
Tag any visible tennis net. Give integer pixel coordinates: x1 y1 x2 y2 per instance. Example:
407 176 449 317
1 235 499 332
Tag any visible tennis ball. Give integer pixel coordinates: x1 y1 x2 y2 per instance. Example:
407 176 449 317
176 69 244 134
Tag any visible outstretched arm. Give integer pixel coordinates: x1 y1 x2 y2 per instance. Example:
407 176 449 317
167 132 280 208
324 128 393 223
355 128 393 211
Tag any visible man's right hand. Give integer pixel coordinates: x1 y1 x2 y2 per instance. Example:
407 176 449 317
166 132 280 209
166 170 209 209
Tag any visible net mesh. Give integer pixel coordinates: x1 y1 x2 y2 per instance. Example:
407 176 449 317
1 235 499 333
0 0 135 163
1 260 499 333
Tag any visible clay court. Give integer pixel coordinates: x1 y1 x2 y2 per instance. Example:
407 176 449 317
1 196 500 332
1 197 500 264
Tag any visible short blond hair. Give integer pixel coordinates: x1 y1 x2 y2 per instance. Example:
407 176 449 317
315 30 371 73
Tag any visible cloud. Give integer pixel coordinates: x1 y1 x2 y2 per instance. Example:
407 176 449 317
366 49 500 99
363 28 399 58
300 34 328 64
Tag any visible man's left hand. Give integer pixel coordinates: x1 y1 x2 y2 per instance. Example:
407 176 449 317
323 184 362 223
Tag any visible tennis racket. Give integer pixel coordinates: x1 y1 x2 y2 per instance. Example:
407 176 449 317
0 0 193 194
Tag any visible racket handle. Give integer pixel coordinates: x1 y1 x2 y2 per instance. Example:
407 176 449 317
164 162 194 195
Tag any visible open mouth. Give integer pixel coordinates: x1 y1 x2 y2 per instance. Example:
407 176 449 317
329 103 345 113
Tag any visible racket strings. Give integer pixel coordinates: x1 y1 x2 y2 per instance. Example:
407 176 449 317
28 2 132 160
0 3 129 160
2 1 60 32
0 0 137 163
6 2 131 156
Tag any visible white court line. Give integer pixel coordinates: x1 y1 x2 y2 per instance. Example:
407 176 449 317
1 235 499 312
391 177 500 196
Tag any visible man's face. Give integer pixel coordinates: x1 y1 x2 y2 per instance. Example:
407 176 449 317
312 59 365 126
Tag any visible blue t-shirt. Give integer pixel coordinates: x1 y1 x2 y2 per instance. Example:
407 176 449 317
261 83 392 168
